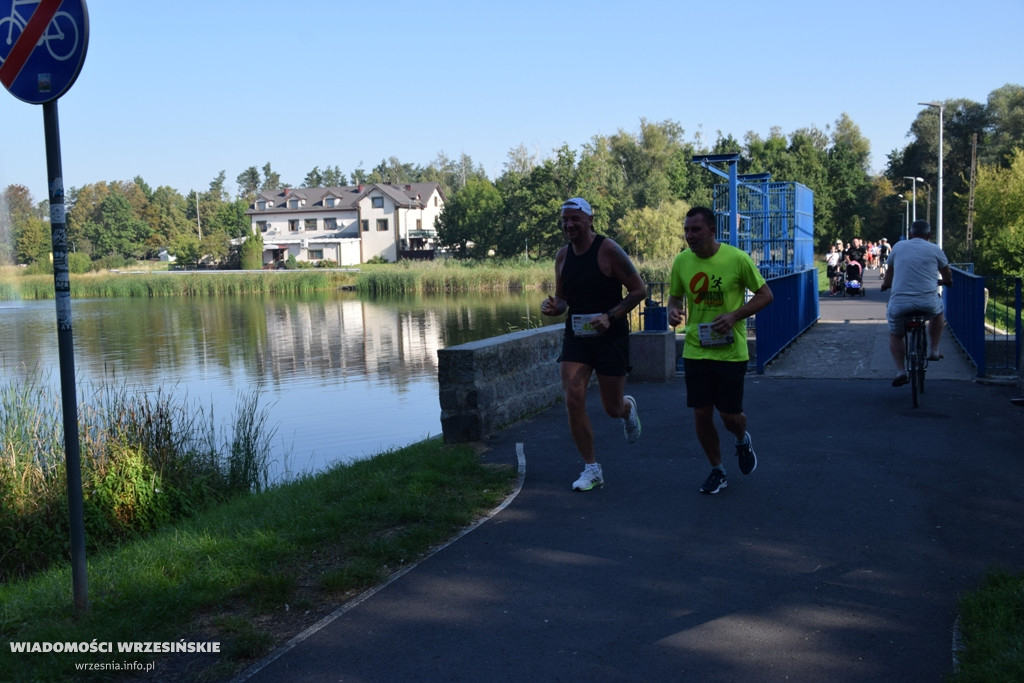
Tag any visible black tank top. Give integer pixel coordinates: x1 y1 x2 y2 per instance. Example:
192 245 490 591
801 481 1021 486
562 234 627 337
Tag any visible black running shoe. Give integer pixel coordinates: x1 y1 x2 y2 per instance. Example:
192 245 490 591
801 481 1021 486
736 431 757 475
700 469 728 494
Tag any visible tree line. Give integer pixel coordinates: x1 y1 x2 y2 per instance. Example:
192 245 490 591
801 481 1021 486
1 84 1021 275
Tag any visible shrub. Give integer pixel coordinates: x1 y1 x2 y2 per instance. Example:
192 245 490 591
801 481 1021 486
68 252 94 274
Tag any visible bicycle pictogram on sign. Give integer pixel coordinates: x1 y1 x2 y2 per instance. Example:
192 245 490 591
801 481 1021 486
1 0 79 64
0 0 88 104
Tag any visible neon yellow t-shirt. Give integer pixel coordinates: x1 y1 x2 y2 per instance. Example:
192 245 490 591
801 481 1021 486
669 245 766 361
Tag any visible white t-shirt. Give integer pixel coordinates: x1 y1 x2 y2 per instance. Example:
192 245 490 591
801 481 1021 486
888 237 949 300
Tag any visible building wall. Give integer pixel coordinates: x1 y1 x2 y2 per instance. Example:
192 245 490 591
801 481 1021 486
358 191 398 262
249 184 442 265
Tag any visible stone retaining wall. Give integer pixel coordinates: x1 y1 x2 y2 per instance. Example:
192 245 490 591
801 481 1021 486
438 325 564 443
438 325 678 443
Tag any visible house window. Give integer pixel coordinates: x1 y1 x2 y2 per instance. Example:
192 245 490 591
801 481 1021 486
361 220 369 232
376 218 389 232
308 249 324 260
324 218 337 231
305 219 317 231
257 200 266 210
416 219 422 230
325 197 335 208
434 196 439 206
288 198 299 209
289 219 300 232
372 196 384 209
257 221 268 233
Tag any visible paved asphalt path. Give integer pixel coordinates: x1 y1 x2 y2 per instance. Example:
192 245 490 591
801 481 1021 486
238 274 1024 682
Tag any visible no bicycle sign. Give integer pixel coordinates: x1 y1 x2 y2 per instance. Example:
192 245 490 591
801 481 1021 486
0 0 88 104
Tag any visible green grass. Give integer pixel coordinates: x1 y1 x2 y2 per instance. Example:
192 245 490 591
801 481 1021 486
0 439 517 681
952 570 1024 681
1 377 276 583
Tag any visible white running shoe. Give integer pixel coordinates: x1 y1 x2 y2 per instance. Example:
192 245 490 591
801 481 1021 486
623 395 641 444
572 463 604 491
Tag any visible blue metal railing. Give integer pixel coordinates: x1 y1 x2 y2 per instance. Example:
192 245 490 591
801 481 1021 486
944 268 1022 378
752 268 820 374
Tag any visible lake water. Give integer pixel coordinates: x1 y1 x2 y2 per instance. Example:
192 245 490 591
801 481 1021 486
0 290 549 483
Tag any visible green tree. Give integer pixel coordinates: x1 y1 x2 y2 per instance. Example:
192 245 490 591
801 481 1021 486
133 175 154 202
170 233 201 268
236 166 261 200
368 157 418 185
303 166 324 188
970 148 1024 276
239 234 264 270
498 145 579 259
825 113 872 239
436 177 503 257
15 216 51 264
89 190 150 258
261 163 282 190
67 181 111 253
2 185 35 264
421 152 487 198
985 84 1024 168
322 165 345 186
207 199 250 239
4 184 35 223
144 186 191 251
616 200 689 260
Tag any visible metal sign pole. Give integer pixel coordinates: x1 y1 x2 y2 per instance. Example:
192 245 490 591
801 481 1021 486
43 99 88 614
1 0 91 615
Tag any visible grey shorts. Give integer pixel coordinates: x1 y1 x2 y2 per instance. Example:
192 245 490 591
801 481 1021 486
887 296 943 336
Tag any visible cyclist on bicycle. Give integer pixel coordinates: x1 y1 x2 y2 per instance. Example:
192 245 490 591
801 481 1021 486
880 220 953 387
877 238 890 278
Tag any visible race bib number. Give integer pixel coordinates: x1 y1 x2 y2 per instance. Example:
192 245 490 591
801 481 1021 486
698 322 734 348
571 314 600 337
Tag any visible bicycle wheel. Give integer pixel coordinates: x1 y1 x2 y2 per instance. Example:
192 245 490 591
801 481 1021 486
916 324 928 396
0 17 23 66
908 332 920 408
44 12 79 62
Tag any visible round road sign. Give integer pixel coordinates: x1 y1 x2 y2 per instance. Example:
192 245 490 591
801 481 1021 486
0 0 89 104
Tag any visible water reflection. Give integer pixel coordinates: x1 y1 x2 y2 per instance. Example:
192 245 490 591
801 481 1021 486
0 291 548 483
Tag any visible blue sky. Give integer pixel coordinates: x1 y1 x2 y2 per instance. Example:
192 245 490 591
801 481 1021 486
2 0 1022 204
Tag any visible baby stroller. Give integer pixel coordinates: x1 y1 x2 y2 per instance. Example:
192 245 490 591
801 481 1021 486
843 261 865 297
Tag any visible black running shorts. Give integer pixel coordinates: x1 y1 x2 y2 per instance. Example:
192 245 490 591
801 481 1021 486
558 333 630 377
683 358 748 414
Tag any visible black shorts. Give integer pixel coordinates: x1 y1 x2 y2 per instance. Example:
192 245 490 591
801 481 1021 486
683 358 747 414
559 333 630 376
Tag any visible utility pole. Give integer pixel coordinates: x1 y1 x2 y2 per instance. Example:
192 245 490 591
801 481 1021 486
966 134 978 263
195 192 203 240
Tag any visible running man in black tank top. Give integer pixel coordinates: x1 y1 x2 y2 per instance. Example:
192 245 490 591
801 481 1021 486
541 197 647 491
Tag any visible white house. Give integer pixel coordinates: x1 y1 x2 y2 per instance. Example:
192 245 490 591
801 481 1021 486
246 182 445 267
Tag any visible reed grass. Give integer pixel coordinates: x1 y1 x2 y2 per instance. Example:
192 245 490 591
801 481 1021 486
0 257 678 301
356 258 554 295
0 374 277 582
0 270 359 300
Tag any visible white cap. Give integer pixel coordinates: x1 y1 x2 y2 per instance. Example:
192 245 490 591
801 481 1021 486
561 197 592 216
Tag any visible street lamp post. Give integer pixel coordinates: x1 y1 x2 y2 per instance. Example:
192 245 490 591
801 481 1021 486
898 196 910 241
903 176 924 222
919 101 944 248
918 180 932 224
